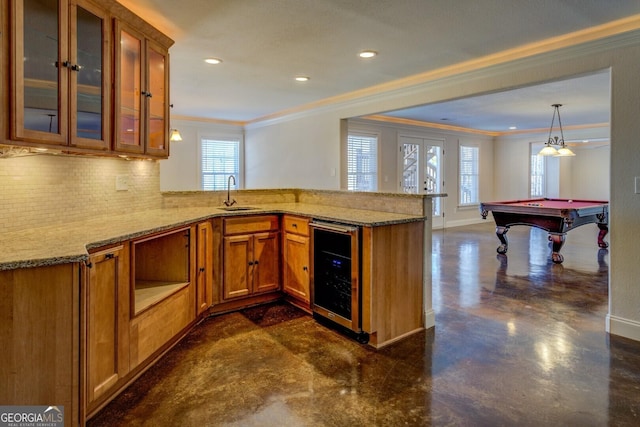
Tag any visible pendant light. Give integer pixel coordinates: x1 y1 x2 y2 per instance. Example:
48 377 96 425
538 104 575 157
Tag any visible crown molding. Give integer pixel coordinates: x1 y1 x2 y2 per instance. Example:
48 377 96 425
245 14 640 129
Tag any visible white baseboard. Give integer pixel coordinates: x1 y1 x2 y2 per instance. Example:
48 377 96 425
439 218 486 229
424 308 435 329
606 314 640 342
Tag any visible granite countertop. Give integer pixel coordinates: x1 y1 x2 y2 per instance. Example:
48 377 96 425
0 203 425 271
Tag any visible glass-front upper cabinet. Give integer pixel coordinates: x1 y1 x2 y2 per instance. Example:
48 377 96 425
11 0 109 149
12 0 68 145
146 42 168 156
114 21 169 157
69 0 110 150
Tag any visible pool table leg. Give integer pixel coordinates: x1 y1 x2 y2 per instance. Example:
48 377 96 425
496 226 509 254
549 233 565 264
597 223 609 248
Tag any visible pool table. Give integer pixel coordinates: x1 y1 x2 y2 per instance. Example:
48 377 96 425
479 198 608 264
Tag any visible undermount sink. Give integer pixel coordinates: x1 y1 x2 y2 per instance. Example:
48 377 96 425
219 206 258 211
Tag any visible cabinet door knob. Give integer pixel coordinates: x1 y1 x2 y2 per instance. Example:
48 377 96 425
199 267 205 272
248 261 254 266
303 266 308 271
105 253 115 259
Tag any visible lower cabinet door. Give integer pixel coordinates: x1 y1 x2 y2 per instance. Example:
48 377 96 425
283 232 310 302
252 231 280 294
196 221 213 315
223 234 252 299
85 244 129 408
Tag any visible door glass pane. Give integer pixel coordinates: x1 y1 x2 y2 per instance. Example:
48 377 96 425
425 145 441 215
23 0 60 133
147 48 166 150
119 30 141 146
401 143 419 194
76 7 102 140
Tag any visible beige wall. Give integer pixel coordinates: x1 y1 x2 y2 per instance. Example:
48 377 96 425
160 119 244 191
494 127 611 201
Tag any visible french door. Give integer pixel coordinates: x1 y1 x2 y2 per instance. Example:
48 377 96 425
398 136 445 228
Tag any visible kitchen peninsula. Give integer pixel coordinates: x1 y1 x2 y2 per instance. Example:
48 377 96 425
0 189 439 426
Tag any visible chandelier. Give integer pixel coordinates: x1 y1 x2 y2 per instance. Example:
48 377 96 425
538 104 575 157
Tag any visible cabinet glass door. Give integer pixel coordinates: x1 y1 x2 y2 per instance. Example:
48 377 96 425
117 28 142 152
15 0 68 143
70 1 108 149
146 44 167 154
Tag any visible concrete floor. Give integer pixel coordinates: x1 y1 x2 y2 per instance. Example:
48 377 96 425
88 222 640 426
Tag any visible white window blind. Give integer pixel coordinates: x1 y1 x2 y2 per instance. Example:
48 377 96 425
201 138 240 190
347 134 378 191
459 145 479 205
530 153 545 197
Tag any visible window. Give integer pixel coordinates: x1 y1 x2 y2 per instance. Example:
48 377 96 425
347 133 378 191
459 145 479 205
201 138 241 190
530 152 545 197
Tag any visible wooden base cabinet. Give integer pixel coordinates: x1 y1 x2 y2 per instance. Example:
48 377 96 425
0 264 81 427
129 226 196 368
196 220 214 315
84 244 130 413
222 215 280 300
282 215 311 309
361 221 425 349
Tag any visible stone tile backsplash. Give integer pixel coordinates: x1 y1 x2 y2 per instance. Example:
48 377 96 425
0 154 162 233
0 154 428 234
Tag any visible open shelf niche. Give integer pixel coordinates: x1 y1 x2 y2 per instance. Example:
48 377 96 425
131 227 191 314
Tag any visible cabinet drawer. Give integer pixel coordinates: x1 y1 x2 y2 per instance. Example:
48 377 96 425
283 215 310 236
224 215 279 235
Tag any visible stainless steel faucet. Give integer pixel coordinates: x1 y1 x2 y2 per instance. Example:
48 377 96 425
223 175 237 206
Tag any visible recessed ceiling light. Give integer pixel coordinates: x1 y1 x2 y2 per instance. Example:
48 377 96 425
295 76 310 82
359 50 377 58
509 126 517 130
204 58 222 65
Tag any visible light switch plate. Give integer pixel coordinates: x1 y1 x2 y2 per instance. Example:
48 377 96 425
116 174 129 191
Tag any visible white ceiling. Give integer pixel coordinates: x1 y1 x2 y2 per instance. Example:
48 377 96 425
117 0 640 130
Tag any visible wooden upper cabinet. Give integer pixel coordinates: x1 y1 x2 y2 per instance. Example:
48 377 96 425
114 21 169 157
69 0 110 150
6 0 172 157
145 41 168 156
10 0 110 150
11 0 69 145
